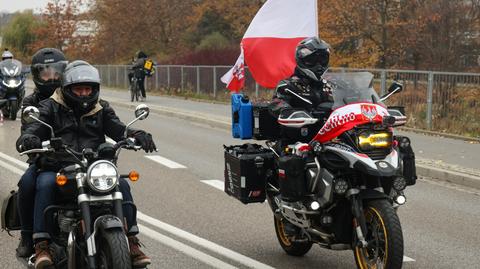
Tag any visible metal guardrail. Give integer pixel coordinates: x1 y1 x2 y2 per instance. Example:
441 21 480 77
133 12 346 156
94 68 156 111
94 65 480 137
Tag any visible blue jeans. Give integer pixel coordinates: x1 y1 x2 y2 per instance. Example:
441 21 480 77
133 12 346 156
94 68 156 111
17 164 37 238
33 172 138 241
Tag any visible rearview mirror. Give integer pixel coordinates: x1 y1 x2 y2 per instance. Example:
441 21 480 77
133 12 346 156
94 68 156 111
134 104 149 120
22 106 40 124
387 81 403 94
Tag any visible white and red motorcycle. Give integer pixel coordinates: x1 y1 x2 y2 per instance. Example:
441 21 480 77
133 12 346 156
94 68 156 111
225 72 416 269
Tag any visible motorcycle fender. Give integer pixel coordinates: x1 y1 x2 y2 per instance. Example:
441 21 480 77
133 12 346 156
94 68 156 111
87 215 124 256
94 215 124 232
358 189 390 202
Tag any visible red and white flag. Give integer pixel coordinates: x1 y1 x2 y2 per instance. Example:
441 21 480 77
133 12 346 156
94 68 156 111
222 0 318 90
221 47 245 92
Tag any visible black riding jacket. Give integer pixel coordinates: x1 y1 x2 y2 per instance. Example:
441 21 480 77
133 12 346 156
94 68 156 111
17 90 133 170
269 68 333 118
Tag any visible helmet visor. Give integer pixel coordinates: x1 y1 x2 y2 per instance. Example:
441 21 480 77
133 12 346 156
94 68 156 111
32 61 67 85
301 48 329 68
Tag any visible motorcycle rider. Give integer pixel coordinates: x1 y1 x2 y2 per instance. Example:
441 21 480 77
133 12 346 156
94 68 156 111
1 48 14 61
269 36 332 144
130 50 150 101
16 60 155 269
15 48 68 258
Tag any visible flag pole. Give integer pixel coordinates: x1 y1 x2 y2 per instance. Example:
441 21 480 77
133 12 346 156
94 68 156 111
315 0 319 37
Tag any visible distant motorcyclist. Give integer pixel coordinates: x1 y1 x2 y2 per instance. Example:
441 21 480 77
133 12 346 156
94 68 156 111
1 48 14 61
16 60 155 269
15 48 68 259
130 50 154 101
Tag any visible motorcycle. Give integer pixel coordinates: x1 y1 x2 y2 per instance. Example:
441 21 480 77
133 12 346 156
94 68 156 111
0 59 27 120
16 104 151 269
224 72 416 269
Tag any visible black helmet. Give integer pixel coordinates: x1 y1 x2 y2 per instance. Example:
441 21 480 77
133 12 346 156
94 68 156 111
31 48 67 98
295 37 330 81
2 49 13 60
61 60 100 115
136 50 147 59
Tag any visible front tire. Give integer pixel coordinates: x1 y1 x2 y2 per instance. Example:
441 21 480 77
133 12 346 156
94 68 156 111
96 230 132 269
273 216 313 256
9 100 18 120
354 200 404 269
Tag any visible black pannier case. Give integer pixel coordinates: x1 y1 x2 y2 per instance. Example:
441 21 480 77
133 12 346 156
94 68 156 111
224 144 275 204
252 103 281 140
277 155 307 201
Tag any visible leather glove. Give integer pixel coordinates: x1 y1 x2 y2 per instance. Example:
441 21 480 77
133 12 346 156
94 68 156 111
19 134 41 151
133 131 157 153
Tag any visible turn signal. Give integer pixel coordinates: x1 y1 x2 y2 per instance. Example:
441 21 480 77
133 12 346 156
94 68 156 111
56 174 68 186
129 170 140 181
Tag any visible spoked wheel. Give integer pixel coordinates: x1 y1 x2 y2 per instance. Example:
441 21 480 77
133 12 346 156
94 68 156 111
354 200 404 269
96 230 132 269
273 216 313 256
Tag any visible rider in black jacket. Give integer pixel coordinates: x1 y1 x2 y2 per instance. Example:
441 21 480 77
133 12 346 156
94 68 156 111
16 48 67 258
131 51 149 100
269 37 332 144
17 60 155 269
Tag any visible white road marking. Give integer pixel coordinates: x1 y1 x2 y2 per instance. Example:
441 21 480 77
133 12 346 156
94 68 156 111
0 151 28 169
201 179 224 191
145 155 186 169
137 211 276 269
403 256 416 262
138 224 238 269
0 159 26 175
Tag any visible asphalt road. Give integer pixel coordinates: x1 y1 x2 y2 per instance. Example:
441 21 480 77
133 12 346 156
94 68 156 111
0 95 479 268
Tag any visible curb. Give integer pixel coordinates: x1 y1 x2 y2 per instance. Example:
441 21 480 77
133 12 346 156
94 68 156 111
107 97 480 191
416 164 480 190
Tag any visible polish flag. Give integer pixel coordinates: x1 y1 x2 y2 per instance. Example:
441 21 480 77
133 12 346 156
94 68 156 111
223 0 318 90
221 47 245 92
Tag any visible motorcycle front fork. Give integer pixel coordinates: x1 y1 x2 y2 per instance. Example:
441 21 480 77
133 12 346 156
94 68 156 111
350 194 369 248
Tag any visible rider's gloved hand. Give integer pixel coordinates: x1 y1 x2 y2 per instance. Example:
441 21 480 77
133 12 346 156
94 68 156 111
19 134 42 151
133 131 157 153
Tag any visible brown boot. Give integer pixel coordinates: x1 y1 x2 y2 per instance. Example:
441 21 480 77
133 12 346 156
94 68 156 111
34 241 53 269
128 236 151 268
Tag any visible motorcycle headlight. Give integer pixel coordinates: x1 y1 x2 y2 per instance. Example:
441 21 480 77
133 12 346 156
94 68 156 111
86 160 119 193
2 79 21 88
358 132 392 151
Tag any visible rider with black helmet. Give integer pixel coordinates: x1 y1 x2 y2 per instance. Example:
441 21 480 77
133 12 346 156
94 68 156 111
131 50 150 101
15 48 67 258
16 60 155 269
1 48 14 61
269 36 332 143
271 37 331 115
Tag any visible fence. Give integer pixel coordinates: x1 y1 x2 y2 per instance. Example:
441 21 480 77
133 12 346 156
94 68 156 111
94 65 480 137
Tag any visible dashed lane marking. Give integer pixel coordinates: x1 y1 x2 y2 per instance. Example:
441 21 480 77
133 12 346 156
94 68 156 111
200 179 224 191
145 155 186 169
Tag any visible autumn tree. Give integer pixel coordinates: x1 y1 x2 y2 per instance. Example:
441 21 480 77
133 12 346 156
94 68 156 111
1 10 39 61
31 0 92 60
403 0 480 71
91 0 196 63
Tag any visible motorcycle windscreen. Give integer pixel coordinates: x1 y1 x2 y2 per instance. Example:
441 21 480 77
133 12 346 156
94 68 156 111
0 59 23 77
323 71 384 110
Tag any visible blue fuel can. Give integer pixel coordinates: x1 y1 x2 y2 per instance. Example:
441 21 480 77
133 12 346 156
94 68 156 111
231 93 253 139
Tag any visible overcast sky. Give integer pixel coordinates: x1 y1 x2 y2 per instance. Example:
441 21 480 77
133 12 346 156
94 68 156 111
0 0 50 13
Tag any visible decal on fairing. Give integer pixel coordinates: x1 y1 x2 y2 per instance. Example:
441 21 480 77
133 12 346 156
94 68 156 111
313 103 388 143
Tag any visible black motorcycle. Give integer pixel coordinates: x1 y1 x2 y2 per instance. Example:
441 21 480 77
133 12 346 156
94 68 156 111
16 104 151 269
0 59 27 120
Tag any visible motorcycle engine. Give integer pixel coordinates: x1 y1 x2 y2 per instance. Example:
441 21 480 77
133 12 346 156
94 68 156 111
58 210 76 233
